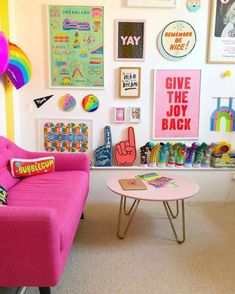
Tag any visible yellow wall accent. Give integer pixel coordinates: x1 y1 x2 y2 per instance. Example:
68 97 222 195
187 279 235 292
0 0 15 141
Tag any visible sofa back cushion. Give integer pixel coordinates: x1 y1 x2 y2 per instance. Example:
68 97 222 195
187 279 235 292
0 136 28 190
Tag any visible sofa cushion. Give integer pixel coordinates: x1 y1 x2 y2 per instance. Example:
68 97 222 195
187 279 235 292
7 171 89 248
10 156 55 177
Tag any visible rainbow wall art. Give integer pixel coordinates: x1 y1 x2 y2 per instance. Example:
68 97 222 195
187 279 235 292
210 97 235 132
5 42 32 89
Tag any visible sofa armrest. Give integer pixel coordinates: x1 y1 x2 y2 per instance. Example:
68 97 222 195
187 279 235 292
0 207 61 286
25 151 90 173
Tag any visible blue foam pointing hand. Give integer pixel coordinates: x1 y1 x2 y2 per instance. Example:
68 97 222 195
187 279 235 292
95 126 112 166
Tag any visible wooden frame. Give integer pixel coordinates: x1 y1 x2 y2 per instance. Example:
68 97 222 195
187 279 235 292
208 0 235 64
114 107 127 123
115 20 145 61
127 0 176 8
119 67 141 98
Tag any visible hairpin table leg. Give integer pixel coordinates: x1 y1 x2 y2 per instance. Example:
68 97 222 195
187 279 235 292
165 200 179 219
117 196 140 239
163 199 185 244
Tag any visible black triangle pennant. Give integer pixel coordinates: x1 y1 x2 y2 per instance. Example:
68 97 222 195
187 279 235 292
34 95 54 108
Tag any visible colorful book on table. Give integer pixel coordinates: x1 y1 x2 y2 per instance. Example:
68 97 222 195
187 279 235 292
119 178 147 190
148 176 175 188
136 172 160 181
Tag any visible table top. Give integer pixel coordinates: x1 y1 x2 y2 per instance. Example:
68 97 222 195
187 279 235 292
106 172 200 201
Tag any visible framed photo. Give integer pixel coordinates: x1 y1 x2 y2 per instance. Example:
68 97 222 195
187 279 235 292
119 67 141 98
208 0 235 64
129 106 142 123
48 5 104 88
114 107 126 123
127 0 176 8
115 20 145 61
153 70 201 140
38 118 92 154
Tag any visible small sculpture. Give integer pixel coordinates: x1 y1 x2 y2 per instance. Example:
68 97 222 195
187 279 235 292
139 142 154 166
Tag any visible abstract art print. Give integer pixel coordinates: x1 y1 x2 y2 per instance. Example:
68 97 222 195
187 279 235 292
48 5 104 88
38 119 92 153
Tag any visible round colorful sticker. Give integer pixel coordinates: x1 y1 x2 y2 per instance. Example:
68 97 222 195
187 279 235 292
158 20 197 61
186 0 201 12
58 94 76 112
82 94 99 112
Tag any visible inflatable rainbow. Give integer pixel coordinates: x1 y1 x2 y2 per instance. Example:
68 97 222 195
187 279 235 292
5 42 32 89
210 98 235 132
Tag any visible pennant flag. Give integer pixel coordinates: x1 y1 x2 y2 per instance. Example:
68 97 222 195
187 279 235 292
34 95 53 108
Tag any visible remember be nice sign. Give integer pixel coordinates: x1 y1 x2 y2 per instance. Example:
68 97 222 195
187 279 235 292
158 20 196 61
153 70 201 139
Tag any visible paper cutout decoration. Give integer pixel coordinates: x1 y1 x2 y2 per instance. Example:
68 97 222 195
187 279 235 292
115 127 136 166
158 20 196 61
0 31 9 74
210 97 235 132
58 94 76 112
95 126 112 166
5 42 32 89
82 94 99 112
34 95 54 108
186 0 201 12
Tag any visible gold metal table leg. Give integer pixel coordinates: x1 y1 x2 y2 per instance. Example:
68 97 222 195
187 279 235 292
123 197 139 215
117 196 140 239
166 200 179 219
163 199 185 244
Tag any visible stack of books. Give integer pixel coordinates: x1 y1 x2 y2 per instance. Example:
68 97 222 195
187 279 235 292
136 173 176 188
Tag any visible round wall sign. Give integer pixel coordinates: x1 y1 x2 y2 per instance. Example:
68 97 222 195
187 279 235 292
186 0 201 12
58 94 76 112
158 20 196 61
82 94 99 112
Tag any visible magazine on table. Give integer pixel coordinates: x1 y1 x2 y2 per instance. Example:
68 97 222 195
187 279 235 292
148 176 175 188
136 172 160 181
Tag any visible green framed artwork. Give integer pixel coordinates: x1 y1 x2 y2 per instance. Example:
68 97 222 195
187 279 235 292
48 5 104 88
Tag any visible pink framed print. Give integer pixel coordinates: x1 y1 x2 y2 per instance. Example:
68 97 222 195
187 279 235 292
153 70 201 139
115 20 146 61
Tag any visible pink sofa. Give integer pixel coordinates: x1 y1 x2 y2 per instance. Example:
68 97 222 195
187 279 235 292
0 136 90 294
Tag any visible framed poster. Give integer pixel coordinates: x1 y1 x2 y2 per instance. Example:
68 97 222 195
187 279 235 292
153 70 201 139
114 107 127 123
129 106 142 123
208 0 235 63
48 5 104 88
127 0 176 8
115 20 145 61
38 119 92 153
119 67 141 98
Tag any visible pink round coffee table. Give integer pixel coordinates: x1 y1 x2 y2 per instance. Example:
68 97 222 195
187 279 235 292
106 172 200 243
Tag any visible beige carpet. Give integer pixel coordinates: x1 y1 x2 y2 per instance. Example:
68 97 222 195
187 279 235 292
26 200 235 294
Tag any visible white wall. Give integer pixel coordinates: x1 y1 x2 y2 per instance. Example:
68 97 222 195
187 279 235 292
10 0 235 201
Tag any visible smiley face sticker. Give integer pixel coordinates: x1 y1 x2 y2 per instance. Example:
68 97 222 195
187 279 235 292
187 0 201 12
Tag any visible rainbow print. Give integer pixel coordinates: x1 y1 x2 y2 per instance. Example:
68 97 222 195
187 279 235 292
5 42 32 89
210 98 235 132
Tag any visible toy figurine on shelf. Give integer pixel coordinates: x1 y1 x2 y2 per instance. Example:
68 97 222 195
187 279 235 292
157 143 168 167
184 143 198 168
139 142 154 166
201 143 214 168
193 142 207 168
149 143 160 167
167 142 177 167
175 143 186 167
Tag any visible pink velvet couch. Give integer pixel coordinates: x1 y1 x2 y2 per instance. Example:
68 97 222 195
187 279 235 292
0 136 90 294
